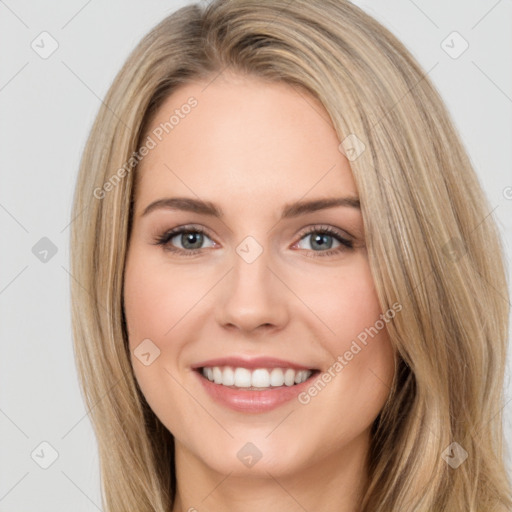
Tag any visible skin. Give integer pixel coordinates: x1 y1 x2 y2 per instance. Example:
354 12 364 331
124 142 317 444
123 71 396 512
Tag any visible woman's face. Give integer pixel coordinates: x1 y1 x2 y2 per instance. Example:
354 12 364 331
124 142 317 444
123 72 395 479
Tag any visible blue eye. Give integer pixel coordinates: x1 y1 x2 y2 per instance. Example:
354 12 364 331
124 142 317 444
295 226 353 257
154 225 215 256
154 224 353 257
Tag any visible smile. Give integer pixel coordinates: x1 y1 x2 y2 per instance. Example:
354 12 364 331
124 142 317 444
201 366 313 389
192 357 320 413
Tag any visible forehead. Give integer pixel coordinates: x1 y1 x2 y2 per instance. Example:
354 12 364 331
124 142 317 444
135 73 358 208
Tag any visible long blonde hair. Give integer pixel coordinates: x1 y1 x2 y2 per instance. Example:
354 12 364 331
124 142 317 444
70 1 511 510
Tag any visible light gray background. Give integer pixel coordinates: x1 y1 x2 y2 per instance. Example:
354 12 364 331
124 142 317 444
0 0 511 510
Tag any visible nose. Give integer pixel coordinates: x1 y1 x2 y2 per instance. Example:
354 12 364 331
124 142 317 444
215 247 289 336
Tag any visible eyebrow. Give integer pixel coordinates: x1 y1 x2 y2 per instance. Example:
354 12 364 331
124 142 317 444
141 196 360 219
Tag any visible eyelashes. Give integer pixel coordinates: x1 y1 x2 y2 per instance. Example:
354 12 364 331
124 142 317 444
293 225 354 257
154 225 213 257
153 224 354 258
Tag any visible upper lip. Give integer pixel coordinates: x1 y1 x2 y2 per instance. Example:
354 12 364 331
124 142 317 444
191 356 317 371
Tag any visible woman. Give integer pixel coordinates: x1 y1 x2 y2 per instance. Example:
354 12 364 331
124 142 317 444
70 0 511 510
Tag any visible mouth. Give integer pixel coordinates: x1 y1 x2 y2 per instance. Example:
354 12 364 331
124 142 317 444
197 366 317 390
192 357 320 413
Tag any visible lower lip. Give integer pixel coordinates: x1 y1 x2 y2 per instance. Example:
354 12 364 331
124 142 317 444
195 370 317 413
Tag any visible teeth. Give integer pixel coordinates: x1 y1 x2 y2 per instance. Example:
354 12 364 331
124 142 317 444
284 368 295 386
201 366 312 388
234 367 252 387
223 366 235 386
251 369 270 387
213 367 222 384
270 368 284 386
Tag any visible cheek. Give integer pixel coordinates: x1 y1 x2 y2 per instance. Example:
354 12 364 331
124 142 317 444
328 259 395 387
123 249 200 346
123 250 192 431
293 256 395 418
293 254 384 343
123 250 183 388
339 265 383 340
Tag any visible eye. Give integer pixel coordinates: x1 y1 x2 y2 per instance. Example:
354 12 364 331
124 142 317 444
294 226 353 257
154 224 354 258
153 225 215 256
